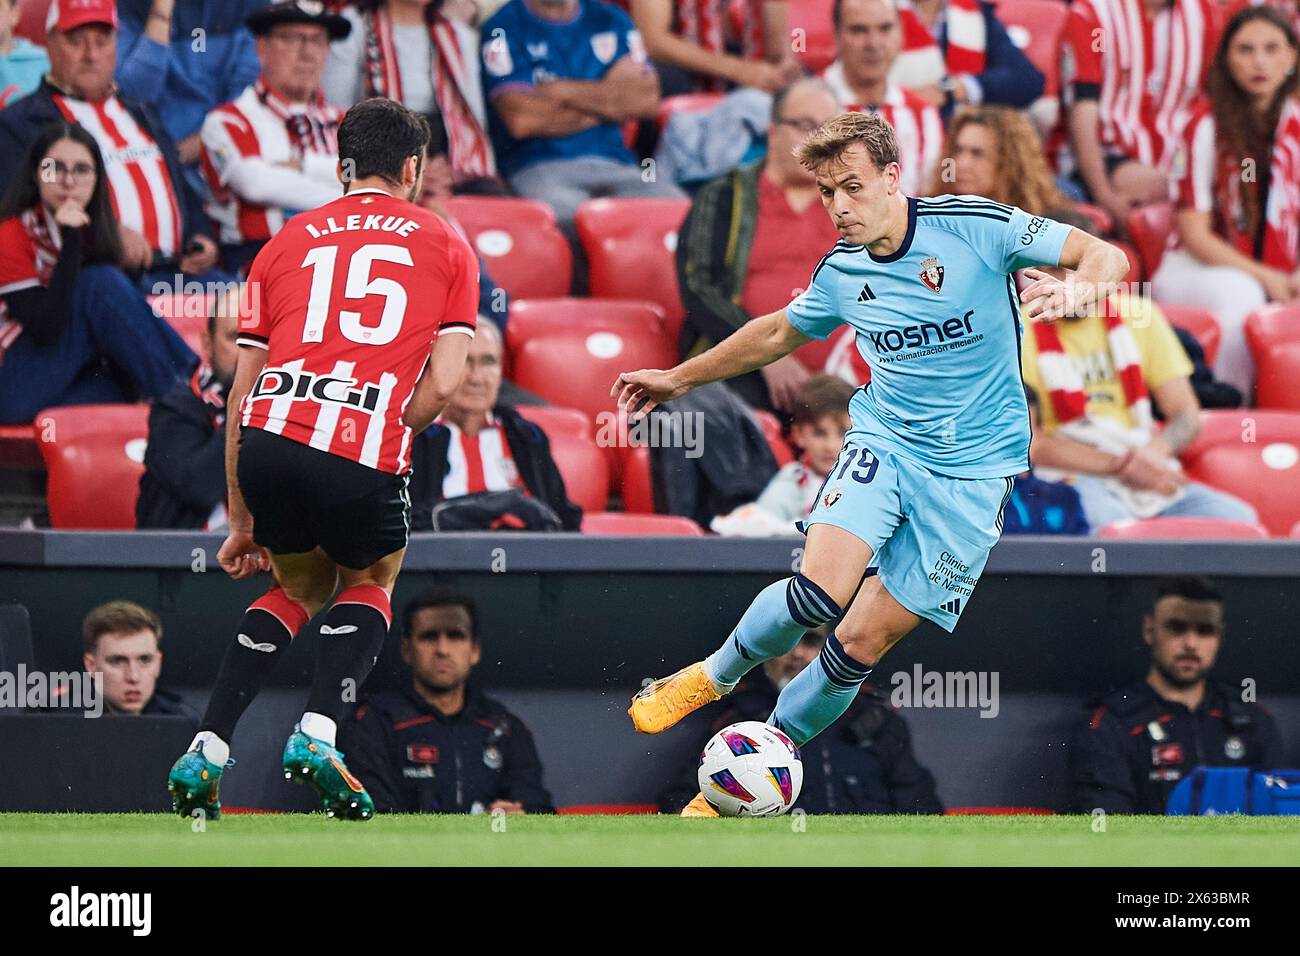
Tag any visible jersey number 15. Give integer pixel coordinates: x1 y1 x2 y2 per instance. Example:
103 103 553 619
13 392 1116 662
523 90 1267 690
300 243 413 347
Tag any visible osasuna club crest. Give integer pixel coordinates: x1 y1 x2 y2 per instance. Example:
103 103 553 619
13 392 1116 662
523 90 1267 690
822 488 842 508
920 256 944 293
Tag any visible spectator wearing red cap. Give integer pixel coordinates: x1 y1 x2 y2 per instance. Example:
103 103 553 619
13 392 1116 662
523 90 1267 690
0 0 221 287
200 2 350 274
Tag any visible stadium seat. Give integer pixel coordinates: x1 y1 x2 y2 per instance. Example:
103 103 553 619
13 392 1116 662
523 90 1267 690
753 409 795 467
1253 342 1300 411
14 0 50 42
998 0 1068 85
1184 440 1300 536
655 93 726 132
1098 517 1270 540
148 292 211 356
1126 203 1174 278
1179 408 1300 465
556 803 659 815
575 198 691 344
1073 202 1114 236
617 444 655 513
1162 305 1221 367
1291 521 1300 539
35 404 150 530
516 405 593 441
0 423 42 470
441 196 572 298
506 299 674 426
787 0 837 72
546 434 610 513
1243 304 1300 359
580 511 705 535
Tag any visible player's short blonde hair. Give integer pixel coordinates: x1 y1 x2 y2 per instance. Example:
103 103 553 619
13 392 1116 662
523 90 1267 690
794 112 900 173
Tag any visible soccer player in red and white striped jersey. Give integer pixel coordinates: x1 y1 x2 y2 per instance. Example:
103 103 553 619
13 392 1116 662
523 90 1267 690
1064 0 1219 226
822 0 943 196
167 98 477 823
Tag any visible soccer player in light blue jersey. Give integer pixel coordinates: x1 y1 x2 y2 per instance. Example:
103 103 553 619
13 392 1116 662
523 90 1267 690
613 111 1131 816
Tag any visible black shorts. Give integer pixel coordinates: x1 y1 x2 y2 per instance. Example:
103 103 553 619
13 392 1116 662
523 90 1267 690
238 428 411 570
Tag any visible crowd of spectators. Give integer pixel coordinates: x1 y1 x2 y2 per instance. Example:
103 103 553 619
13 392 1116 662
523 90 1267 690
0 0 1298 539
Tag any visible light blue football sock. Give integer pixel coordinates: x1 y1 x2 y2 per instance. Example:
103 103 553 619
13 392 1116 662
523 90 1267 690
769 631 872 747
704 574 842 688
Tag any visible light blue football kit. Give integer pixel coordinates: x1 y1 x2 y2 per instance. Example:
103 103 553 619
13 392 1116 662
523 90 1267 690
786 195 1072 631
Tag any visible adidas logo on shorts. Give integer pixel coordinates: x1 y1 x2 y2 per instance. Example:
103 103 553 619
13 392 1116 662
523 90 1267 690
940 598 962 615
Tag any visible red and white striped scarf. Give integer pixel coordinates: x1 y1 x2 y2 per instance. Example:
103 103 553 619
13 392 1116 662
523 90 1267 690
362 7 496 181
895 0 986 85
255 78 339 157
1030 304 1152 431
0 206 62 364
1215 98 1300 273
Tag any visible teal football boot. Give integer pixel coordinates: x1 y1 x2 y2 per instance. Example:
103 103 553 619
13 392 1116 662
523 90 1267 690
167 745 229 820
283 728 375 821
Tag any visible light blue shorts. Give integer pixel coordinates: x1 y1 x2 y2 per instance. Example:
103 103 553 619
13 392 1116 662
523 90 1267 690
800 441 1015 632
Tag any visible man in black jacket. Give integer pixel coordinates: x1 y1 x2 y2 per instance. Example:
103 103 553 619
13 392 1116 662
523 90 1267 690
0 0 219 285
1071 576 1286 814
340 588 555 814
408 320 581 530
660 630 944 814
136 287 237 529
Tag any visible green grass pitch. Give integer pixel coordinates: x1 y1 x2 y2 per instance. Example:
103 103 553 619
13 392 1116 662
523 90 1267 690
2 813 1298 866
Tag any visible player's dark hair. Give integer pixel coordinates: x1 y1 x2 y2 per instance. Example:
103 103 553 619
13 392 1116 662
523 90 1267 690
0 120 123 267
792 374 856 426
403 587 479 642
82 600 162 654
337 98 431 188
1154 577 1224 607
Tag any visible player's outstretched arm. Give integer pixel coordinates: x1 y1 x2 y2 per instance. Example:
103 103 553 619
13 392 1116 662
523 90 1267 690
218 344 271 581
612 309 811 419
1019 228 1131 322
403 329 474 436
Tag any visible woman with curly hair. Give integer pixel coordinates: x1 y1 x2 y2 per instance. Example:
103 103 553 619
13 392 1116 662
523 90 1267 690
929 105 1070 214
1153 5 1300 395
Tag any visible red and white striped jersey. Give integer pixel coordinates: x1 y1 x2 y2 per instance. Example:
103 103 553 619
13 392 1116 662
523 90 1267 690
438 415 524 497
1170 98 1300 271
1064 0 1217 170
200 80 343 247
238 188 480 474
822 63 944 195
51 93 183 257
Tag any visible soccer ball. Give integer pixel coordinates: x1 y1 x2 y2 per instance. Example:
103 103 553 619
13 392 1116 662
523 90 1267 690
697 721 803 816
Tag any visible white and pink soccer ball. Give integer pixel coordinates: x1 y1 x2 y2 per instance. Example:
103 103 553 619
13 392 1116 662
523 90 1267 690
697 721 803 817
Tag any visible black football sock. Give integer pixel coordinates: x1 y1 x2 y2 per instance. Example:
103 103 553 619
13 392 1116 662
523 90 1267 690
304 585 391 726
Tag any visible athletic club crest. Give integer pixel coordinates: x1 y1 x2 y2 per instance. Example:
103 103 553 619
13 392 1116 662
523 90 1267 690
920 256 944 293
590 31 618 64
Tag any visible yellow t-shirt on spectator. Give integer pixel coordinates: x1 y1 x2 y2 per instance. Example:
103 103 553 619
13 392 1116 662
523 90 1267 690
1019 294 1194 435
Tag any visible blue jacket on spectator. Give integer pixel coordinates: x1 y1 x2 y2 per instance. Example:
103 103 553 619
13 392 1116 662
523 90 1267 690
114 0 265 147
1001 473 1089 535
0 37 50 102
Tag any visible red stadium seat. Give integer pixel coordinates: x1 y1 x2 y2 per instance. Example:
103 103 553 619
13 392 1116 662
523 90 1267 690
580 511 705 535
753 409 795 467
148 292 211 356
506 300 674 428
997 0 1068 92
35 404 149 529
1253 342 1300 411
14 0 50 42
1184 440 1300 536
0 423 41 470
655 93 726 132
515 405 593 441
787 0 837 72
1073 201 1114 236
1126 203 1173 278
618 444 655 512
575 198 691 343
441 196 572 298
1179 408 1300 466
1291 521 1300 539
546 434 610 513
1243 303 1300 360
1098 517 1270 540
1162 305 1221 367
